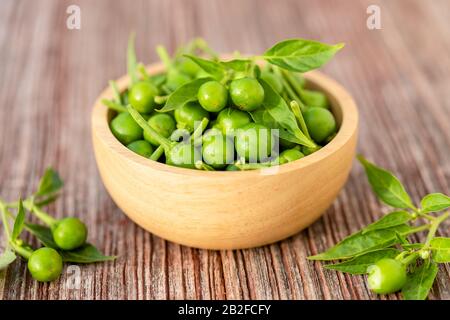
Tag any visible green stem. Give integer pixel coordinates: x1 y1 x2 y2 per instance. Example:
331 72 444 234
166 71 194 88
0 201 11 240
195 161 215 171
127 32 138 85
126 105 172 150
154 95 168 105
282 70 305 98
156 45 173 70
137 63 151 82
290 101 312 140
194 38 219 59
150 145 164 161
9 241 32 260
424 211 449 247
109 80 122 104
400 252 419 266
273 67 305 112
402 224 431 236
23 200 57 227
188 118 209 146
102 99 127 113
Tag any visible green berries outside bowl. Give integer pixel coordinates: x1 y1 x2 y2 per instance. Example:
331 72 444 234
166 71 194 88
367 258 407 294
52 217 88 251
103 37 343 171
28 247 63 282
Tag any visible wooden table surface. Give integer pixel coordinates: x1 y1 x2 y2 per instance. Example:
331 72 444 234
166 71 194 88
0 0 449 300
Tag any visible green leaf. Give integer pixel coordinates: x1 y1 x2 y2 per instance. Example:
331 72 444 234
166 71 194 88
253 79 316 148
25 223 58 249
362 211 412 234
324 248 399 274
220 59 252 72
35 167 63 198
61 244 116 264
127 32 138 85
420 193 450 213
0 249 16 270
158 77 213 112
430 237 450 263
263 39 344 73
308 225 409 261
11 199 25 240
357 155 415 209
183 55 225 80
402 262 438 300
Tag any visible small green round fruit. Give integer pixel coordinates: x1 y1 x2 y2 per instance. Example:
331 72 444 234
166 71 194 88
367 258 407 294
144 113 176 146
110 113 143 145
128 81 158 114
229 77 264 111
28 247 63 282
235 123 273 163
52 217 88 250
127 140 154 158
198 81 228 112
303 107 337 144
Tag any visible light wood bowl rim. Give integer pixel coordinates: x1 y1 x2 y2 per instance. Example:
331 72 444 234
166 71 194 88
92 63 358 177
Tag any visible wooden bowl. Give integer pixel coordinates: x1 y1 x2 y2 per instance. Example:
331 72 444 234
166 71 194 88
91 63 358 250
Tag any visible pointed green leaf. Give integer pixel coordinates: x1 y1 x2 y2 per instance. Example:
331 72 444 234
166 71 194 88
263 39 344 73
220 59 252 73
61 244 116 264
35 167 63 198
362 211 412 234
420 193 450 213
25 223 58 249
402 262 438 300
357 156 415 209
324 248 399 274
158 78 213 112
253 79 316 148
11 200 25 240
184 55 225 80
0 249 16 270
308 225 410 261
430 237 450 263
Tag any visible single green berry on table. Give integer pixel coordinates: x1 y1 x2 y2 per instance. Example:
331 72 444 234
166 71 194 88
229 77 264 112
144 113 176 146
27 247 63 282
216 108 251 135
127 140 154 158
128 81 158 114
197 81 228 112
52 217 88 251
366 258 407 294
174 102 209 132
235 123 273 163
303 107 336 144
110 112 143 145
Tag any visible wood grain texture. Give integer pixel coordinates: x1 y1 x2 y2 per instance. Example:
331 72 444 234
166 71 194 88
0 0 449 299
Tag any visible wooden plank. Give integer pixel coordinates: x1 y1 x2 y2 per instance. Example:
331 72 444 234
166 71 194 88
0 0 448 300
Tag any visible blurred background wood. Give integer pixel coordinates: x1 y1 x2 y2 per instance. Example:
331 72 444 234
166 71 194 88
0 0 448 300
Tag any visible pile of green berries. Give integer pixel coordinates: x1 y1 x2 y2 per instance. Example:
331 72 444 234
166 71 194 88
0 169 115 282
103 36 343 171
